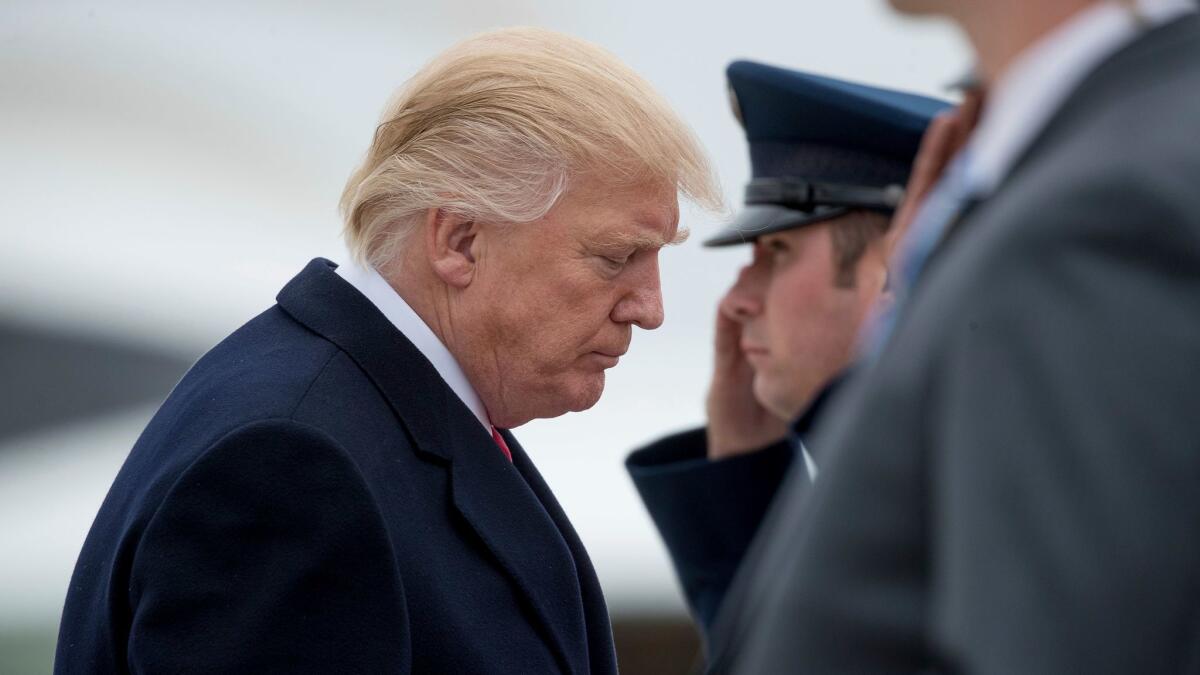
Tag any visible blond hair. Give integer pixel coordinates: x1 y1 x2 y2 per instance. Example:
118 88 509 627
340 27 722 268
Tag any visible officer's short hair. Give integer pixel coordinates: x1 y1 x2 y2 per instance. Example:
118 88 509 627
828 210 890 288
341 27 722 269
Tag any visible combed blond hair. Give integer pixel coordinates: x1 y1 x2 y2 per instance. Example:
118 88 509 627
340 27 723 268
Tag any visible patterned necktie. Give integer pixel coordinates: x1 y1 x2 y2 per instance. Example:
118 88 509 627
491 425 513 462
864 150 977 357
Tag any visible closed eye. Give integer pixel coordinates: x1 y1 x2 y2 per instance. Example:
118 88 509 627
599 251 633 270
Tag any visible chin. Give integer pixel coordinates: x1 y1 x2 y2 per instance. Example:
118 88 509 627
545 370 606 416
753 374 804 421
566 372 606 412
502 374 606 426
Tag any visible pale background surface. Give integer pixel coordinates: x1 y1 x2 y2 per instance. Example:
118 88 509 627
0 1 966 670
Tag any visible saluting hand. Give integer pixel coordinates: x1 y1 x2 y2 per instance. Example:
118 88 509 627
706 304 789 461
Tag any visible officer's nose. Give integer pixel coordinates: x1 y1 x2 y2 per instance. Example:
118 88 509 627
719 255 768 323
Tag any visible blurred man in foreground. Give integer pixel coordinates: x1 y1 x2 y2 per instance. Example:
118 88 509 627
720 0 1200 672
54 27 720 674
626 61 952 644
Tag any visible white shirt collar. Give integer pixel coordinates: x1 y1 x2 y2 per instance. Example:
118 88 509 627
963 0 1195 196
336 261 492 431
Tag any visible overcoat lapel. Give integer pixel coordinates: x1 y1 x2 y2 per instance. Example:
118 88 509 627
276 259 589 675
504 431 619 675
444 428 589 675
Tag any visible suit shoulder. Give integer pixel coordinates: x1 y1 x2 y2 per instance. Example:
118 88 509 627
890 70 1200 376
122 418 409 672
1041 27 1200 202
141 304 351 445
179 305 343 411
117 307 348 503
156 418 371 502
960 44 1200 270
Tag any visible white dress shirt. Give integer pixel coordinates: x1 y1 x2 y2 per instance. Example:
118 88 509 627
799 440 818 481
336 261 492 432
963 0 1195 198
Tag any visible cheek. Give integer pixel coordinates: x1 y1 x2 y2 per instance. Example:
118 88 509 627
761 269 823 339
504 277 613 359
762 272 861 357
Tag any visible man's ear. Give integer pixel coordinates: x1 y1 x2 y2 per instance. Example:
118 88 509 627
424 207 478 288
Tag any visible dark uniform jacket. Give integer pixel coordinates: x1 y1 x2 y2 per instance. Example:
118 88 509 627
55 258 617 675
625 378 845 645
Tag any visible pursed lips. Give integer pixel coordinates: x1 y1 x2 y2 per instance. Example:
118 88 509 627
589 347 627 368
740 342 769 365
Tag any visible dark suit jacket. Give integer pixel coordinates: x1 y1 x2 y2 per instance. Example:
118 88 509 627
716 15 1200 674
54 258 616 674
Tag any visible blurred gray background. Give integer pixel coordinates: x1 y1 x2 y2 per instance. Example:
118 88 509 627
0 1 966 672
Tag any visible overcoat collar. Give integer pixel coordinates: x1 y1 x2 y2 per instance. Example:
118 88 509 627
276 258 596 675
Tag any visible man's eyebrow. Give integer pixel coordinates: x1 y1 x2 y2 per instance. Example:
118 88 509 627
669 227 691 246
592 227 691 250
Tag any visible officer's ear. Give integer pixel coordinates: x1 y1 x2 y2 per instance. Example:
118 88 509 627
860 229 893 299
425 207 479 288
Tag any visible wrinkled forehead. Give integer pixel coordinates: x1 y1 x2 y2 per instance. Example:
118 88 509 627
568 180 684 246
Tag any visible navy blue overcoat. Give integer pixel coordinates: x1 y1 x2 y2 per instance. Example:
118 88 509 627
55 258 616 674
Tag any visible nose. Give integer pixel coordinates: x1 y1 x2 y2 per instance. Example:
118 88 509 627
611 257 665 330
719 257 768 324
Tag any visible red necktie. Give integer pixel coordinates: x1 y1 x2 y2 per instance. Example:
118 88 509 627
491 426 513 462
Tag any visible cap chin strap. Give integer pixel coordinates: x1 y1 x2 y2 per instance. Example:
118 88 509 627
745 177 905 212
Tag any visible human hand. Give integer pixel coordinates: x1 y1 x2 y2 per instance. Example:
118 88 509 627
705 308 789 460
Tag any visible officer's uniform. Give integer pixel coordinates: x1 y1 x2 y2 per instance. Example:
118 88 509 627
625 60 948 646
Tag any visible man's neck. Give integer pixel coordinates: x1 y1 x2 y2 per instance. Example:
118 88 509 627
380 257 456 355
959 0 1103 84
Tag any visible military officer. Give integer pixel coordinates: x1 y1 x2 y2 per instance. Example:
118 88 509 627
626 60 953 646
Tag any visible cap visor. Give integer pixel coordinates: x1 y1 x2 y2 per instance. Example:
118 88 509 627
703 204 850 247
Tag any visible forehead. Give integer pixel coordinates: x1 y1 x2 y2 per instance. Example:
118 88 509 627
749 225 837 279
756 223 826 250
565 180 680 242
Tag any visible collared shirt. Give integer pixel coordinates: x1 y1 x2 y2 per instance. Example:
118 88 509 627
963 0 1196 197
870 1 1194 361
336 261 491 431
799 440 818 481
